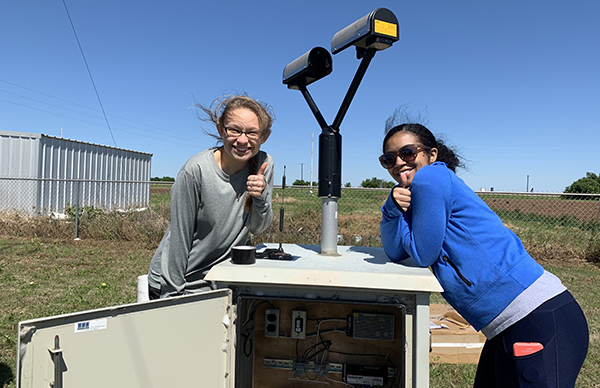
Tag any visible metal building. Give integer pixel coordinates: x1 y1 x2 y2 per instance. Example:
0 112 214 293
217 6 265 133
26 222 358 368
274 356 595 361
0 130 152 215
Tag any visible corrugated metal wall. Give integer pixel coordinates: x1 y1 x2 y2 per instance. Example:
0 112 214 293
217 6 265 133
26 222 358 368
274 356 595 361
0 130 152 215
0 131 40 213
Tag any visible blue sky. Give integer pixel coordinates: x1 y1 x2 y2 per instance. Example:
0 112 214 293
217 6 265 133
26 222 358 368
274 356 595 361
1 1 599 192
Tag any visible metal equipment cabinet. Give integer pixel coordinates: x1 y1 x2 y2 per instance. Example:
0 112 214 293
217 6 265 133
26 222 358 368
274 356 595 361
17 244 442 388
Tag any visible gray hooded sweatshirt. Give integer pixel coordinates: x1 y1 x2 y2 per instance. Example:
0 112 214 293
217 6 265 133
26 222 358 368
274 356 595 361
148 148 274 297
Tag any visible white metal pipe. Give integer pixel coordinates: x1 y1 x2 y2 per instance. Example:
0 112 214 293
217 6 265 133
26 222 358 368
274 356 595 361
320 198 339 255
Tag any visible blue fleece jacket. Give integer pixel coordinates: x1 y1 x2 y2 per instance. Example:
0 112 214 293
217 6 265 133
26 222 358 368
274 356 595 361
380 162 543 330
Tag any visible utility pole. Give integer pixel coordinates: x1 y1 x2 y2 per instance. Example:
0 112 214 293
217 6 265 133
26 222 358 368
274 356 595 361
310 133 314 187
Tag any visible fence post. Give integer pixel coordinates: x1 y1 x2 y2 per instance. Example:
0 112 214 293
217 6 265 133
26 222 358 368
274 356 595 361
74 180 80 240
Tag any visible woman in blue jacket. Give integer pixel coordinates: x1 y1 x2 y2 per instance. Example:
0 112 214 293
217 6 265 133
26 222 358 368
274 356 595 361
379 122 588 387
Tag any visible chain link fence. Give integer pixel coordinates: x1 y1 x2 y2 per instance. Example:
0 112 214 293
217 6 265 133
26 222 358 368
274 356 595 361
1 179 599 247
0 177 152 239
150 183 600 249
0 177 150 215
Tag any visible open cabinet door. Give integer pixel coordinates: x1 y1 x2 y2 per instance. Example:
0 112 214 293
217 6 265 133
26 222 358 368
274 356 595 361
16 289 234 388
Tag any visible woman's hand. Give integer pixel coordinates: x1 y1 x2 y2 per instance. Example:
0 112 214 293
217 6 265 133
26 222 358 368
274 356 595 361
392 172 411 212
247 162 268 197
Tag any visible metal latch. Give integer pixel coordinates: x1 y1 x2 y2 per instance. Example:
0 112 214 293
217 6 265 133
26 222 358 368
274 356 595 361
48 335 62 388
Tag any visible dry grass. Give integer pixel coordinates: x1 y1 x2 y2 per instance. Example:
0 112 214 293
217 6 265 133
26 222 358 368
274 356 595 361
0 210 168 246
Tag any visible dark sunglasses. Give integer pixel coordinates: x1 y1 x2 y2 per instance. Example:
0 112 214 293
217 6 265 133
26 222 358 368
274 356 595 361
379 144 431 169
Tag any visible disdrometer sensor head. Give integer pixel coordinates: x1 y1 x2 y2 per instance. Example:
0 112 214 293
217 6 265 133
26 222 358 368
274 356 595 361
282 47 333 90
331 8 399 56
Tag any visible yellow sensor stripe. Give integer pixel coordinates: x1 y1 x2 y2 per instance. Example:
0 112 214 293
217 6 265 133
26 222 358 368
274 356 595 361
374 20 397 38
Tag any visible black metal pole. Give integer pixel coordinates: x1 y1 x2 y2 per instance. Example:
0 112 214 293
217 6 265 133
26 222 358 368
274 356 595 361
299 85 329 131
331 48 376 131
318 128 342 198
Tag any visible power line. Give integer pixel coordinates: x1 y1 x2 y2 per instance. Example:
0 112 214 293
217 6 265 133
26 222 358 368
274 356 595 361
0 78 190 138
0 78 96 112
61 0 117 147
0 86 192 143
0 97 111 128
0 97 198 149
0 88 108 121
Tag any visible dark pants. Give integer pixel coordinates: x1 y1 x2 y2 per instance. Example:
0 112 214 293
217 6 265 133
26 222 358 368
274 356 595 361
148 285 161 300
474 291 588 387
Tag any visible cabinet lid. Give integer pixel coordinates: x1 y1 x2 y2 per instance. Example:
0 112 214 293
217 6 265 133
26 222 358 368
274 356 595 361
207 244 443 293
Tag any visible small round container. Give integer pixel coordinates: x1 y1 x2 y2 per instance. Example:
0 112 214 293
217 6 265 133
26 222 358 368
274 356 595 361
231 246 256 265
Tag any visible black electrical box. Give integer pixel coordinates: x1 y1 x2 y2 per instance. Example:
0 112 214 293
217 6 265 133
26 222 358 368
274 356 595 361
343 364 388 386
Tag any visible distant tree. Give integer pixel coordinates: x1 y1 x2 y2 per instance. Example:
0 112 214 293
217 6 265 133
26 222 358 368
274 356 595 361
151 176 175 182
344 182 352 187
292 179 316 186
361 177 395 189
565 172 600 194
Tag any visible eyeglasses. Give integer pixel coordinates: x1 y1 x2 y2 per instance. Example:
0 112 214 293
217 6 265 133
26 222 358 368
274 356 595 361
379 144 431 169
224 126 261 140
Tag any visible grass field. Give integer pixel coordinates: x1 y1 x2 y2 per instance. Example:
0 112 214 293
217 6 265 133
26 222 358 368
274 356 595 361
0 236 597 387
1 188 599 387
